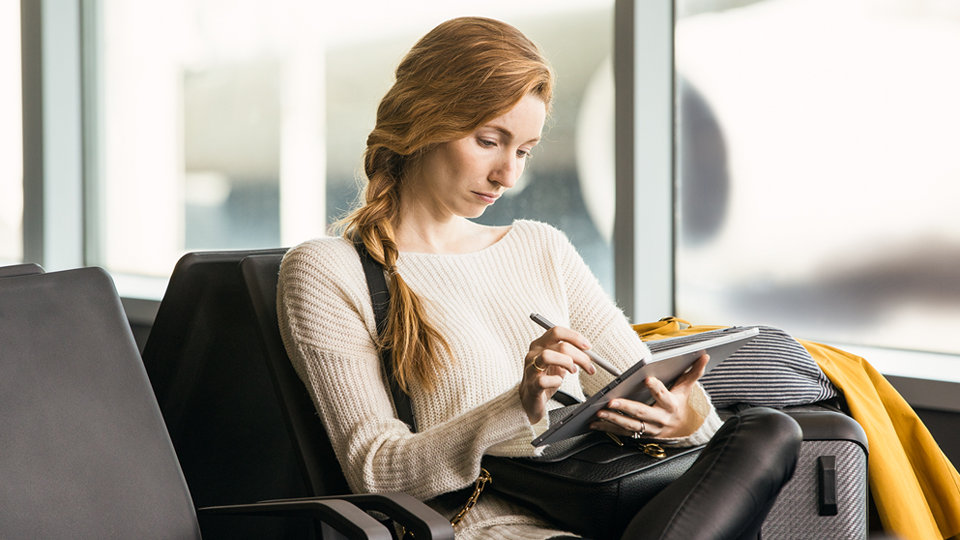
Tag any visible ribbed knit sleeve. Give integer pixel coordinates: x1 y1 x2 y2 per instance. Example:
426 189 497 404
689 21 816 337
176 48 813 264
277 238 539 501
523 221 720 446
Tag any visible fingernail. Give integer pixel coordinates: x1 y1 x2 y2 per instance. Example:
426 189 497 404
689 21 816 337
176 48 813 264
609 400 619 408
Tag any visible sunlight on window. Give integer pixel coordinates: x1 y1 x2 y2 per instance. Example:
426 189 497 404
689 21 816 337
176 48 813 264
675 0 960 354
1 1 22 264
96 0 615 295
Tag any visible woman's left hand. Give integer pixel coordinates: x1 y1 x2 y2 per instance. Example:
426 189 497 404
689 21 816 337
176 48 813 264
589 354 709 439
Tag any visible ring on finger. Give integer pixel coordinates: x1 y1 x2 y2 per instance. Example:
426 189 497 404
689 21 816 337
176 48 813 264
532 355 547 372
631 420 646 439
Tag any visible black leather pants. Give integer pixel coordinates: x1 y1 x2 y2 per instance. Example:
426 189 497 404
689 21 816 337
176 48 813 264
619 407 803 540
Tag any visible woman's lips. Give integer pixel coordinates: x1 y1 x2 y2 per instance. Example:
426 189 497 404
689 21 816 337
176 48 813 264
473 191 499 204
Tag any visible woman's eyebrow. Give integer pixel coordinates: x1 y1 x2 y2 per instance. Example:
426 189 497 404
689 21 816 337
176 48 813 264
485 125 541 144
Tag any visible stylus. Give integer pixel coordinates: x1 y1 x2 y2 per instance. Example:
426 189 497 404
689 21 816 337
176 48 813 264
529 312 622 377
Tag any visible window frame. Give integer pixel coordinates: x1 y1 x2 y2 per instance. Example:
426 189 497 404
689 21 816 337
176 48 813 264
21 0 85 272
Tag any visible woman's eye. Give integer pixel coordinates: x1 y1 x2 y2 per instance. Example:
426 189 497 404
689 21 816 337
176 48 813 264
478 138 496 148
517 149 532 159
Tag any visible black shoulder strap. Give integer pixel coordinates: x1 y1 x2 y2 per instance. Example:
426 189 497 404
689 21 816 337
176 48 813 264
354 241 418 432
354 240 581 431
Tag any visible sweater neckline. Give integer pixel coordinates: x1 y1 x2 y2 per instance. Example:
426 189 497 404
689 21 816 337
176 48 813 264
398 220 521 260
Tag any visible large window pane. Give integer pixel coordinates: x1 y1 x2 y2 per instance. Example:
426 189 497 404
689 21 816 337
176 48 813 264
97 1 291 278
95 1 615 294
675 0 960 354
1 0 22 264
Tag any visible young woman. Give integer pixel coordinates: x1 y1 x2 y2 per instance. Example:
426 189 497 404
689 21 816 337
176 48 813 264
278 16 801 539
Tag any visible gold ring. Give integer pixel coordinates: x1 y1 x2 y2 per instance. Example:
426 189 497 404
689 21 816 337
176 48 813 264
532 355 547 372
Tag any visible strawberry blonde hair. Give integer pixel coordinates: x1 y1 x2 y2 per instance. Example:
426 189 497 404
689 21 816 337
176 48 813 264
337 17 554 392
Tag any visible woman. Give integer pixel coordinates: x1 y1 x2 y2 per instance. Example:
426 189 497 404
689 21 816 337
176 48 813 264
278 16 801 539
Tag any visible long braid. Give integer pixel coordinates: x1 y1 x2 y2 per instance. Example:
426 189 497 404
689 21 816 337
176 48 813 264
338 145 451 393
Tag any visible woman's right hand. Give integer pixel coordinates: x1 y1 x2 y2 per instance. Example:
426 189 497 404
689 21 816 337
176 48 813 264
520 326 598 424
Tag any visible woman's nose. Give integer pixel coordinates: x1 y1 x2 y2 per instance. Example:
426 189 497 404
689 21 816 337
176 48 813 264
490 154 521 188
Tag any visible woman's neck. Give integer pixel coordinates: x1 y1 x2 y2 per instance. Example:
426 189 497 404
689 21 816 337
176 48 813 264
393 216 508 255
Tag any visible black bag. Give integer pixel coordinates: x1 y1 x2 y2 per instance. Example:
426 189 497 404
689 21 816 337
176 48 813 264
482 405 704 539
355 242 703 539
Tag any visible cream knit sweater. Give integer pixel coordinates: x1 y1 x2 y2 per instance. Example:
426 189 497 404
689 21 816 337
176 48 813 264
277 220 722 539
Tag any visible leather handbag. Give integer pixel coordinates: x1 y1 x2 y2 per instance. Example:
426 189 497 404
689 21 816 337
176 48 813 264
355 242 705 539
481 407 704 538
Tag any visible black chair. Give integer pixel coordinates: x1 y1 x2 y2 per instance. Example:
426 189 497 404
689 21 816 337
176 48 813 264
142 250 452 540
0 262 44 277
0 267 406 539
240 253 349 498
141 250 299 515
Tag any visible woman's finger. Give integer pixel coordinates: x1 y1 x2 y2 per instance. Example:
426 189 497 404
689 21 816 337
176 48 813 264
672 354 709 391
645 376 675 410
536 349 578 375
534 326 592 351
591 411 660 438
556 341 595 375
604 397 652 419
531 328 596 372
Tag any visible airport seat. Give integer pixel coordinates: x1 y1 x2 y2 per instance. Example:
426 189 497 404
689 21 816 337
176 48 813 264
0 262 44 277
0 266 422 539
240 253 348 498
142 250 453 539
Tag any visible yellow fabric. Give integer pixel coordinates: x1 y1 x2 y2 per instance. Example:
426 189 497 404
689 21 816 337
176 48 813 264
633 318 960 540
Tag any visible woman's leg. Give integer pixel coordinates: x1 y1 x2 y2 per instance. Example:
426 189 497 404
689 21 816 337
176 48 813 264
620 407 802 540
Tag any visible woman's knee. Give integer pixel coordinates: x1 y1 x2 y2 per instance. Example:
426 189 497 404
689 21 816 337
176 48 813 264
729 407 803 478
738 407 802 445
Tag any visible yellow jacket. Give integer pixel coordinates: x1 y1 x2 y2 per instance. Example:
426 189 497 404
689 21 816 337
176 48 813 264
633 318 960 540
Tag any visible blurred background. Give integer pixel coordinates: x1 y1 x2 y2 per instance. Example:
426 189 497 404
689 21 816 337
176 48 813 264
4 0 959 360
674 0 960 355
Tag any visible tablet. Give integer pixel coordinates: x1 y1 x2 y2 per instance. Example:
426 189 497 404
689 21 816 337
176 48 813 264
531 326 760 446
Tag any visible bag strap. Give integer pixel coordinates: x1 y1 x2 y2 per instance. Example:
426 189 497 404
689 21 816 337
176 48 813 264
354 241 418 432
353 241 581 430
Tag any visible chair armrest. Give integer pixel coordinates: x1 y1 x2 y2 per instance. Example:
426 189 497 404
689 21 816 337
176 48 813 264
339 493 455 540
249 493 454 540
198 498 392 540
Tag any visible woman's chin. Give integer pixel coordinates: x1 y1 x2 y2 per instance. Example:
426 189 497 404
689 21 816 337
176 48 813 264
461 205 489 220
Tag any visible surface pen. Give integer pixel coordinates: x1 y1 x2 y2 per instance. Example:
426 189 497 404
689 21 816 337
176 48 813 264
529 312 622 377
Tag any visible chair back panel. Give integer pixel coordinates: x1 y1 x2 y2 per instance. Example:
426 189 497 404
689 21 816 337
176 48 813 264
0 268 200 539
0 262 44 277
142 250 306 504
141 249 317 538
241 253 350 496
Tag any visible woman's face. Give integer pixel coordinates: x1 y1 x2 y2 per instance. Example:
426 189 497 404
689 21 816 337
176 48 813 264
407 94 547 220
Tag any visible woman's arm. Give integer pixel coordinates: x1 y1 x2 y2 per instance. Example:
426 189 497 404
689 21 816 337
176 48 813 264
277 240 540 500
544 224 722 445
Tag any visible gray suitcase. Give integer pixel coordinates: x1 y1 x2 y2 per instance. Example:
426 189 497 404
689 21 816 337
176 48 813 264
761 409 870 539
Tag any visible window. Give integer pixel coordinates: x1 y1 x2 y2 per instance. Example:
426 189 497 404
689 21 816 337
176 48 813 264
91 1 616 294
674 0 960 355
1 0 22 264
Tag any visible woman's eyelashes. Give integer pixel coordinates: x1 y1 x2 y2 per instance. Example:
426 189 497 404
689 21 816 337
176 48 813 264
477 137 533 159
475 134 535 163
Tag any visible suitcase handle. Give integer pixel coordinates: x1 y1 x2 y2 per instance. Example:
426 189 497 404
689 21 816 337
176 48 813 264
817 455 838 516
